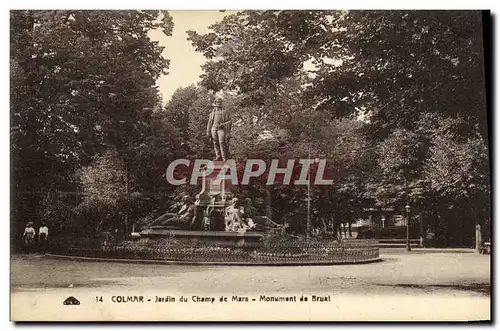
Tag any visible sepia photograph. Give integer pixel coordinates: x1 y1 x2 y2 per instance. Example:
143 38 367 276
9 9 491 322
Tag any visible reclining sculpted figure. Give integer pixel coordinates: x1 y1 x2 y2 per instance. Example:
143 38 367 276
224 198 250 232
149 195 198 230
241 198 283 231
223 197 283 232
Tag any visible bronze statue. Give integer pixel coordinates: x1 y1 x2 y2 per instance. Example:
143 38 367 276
207 97 231 161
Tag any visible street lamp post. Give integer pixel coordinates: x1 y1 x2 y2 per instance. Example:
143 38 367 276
405 204 411 252
306 146 311 239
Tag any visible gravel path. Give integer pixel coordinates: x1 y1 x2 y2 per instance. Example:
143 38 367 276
10 249 491 321
11 249 490 295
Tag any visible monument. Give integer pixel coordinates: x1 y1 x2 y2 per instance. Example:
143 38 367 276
139 95 283 243
49 96 379 266
207 97 231 162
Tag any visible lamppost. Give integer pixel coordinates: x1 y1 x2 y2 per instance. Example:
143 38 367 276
405 204 411 252
306 146 311 238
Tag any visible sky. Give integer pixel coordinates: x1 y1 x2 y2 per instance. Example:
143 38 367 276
150 11 341 105
148 10 233 103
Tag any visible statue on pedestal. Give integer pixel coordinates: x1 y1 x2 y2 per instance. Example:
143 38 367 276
207 97 232 161
142 94 282 234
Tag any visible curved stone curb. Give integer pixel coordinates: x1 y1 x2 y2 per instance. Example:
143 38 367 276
45 253 382 266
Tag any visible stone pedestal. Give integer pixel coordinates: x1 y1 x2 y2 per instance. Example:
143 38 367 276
194 161 235 231
196 161 234 207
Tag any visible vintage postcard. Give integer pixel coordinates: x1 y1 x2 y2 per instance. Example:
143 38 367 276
10 9 491 322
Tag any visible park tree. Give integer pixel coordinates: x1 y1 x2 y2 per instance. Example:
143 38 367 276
164 85 216 160
76 150 130 234
11 10 174 241
164 85 199 148
421 115 490 245
188 10 490 241
188 10 487 135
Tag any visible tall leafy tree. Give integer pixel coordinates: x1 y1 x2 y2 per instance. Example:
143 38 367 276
187 10 490 242
11 10 174 241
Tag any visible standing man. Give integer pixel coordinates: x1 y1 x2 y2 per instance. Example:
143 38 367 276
22 222 36 253
38 223 49 251
207 96 232 161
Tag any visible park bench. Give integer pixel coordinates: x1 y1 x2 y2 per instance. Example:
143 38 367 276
346 238 422 248
376 238 422 248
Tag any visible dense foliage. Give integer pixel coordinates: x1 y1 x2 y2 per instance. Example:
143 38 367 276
187 10 490 244
11 10 176 242
11 10 490 248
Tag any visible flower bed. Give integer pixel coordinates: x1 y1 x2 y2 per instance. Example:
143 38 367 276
48 237 380 265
